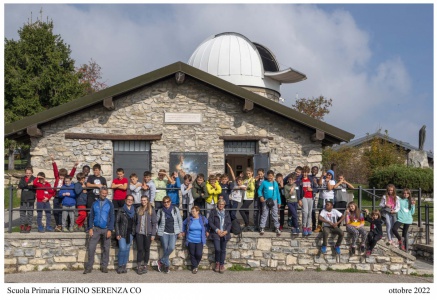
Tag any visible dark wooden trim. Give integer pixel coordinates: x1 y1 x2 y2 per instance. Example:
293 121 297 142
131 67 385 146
243 99 254 112
219 135 273 141
65 133 162 140
26 125 43 137
311 129 325 142
103 97 115 110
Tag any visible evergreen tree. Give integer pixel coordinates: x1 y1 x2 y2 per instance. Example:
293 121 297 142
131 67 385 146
4 16 86 123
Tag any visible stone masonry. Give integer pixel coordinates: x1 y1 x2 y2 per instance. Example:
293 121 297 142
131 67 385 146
5 230 417 275
28 76 322 181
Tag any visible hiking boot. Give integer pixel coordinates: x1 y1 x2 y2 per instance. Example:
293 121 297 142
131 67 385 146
20 224 25 233
83 268 92 274
116 266 123 274
25 225 32 233
335 246 341 255
314 225 322 233
219 265 225 274
122 265 127 273
259 228 265 235
192 267 198 274
45 226 54 232
55 225 62 232
321 245 327 254
275 228 281 237
157 260 163 272
101 266 108 273
214 262 220 272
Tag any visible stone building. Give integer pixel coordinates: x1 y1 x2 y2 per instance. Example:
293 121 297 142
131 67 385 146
5 32 354 182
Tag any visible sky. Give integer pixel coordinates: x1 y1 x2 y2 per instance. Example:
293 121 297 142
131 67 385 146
2 3 434 152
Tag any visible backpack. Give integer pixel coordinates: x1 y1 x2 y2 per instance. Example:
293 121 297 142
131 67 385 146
231 218 243 242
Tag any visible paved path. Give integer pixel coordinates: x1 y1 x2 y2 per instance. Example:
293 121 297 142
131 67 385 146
4 269 433 284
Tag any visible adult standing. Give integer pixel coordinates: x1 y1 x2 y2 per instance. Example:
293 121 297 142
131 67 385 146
115 195 135 274
134 196 157 274
156 196 183 274
18 167 36 233
86 164 107 230
83 187 114 274
182 206 209 274
208 199 232 273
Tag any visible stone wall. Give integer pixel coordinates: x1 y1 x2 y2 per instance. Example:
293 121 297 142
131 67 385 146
28 76 322 181
5 230 416 275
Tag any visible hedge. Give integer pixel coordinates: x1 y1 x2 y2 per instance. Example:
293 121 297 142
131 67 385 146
368 164 433 194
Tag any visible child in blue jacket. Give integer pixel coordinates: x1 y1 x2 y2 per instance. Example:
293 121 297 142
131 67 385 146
58 175 76 232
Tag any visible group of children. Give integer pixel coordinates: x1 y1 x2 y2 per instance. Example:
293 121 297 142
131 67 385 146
18 159 416 257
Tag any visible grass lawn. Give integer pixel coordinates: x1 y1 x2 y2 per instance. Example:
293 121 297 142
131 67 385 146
4 187 21 209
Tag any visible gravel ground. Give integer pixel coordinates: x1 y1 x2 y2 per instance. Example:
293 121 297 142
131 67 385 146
4 269 433 284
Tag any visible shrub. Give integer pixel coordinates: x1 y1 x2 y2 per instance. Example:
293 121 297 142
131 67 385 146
368 165 433 194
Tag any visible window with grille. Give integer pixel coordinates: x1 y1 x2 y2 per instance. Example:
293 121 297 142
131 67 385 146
224 141 257 154
113 141 151 178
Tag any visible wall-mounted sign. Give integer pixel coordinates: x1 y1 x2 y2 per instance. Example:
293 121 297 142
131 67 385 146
164 113 202 124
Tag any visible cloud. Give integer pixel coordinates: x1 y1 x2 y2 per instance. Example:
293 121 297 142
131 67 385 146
3 4 432 151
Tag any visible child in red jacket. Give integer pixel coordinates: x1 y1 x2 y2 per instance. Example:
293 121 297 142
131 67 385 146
33 172 55 233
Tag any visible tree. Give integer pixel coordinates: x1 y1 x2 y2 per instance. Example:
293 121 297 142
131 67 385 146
4 15 86 123
76 58 107 95
291 95 333 120
362 132 406 171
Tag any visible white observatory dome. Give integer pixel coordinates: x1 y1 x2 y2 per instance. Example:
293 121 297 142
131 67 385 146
188 32 306 100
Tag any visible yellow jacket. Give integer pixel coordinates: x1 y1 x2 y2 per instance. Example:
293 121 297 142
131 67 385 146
244 177 256 200
206 181 222 204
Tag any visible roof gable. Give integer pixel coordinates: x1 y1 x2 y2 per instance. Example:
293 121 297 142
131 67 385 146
5 61 354 145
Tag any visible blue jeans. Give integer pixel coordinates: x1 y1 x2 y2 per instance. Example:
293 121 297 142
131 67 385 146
36 201 51 228
118 234 133 266
287 202 299 228
213 237 228 265
53 197 62 226
160 234 176 267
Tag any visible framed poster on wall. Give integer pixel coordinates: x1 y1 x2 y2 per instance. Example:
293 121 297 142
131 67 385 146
169 152 208 180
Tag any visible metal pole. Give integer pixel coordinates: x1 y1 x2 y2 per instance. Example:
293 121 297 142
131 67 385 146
425 204 429 245
372 187 376 211
418 188 422 228
9 185 13 233
358 186 362 210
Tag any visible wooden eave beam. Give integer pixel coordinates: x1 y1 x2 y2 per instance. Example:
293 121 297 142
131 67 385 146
65 133 162 140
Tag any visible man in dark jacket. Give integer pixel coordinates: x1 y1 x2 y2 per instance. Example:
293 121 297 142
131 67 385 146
83 187 114 274
18 167 36 233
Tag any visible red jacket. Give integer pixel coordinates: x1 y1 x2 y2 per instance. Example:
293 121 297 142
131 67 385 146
52 162 76 191
33 178 55 202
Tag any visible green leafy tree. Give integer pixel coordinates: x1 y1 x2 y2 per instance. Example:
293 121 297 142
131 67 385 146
4 16 86 123
291 95 333 120
362 133 406 171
